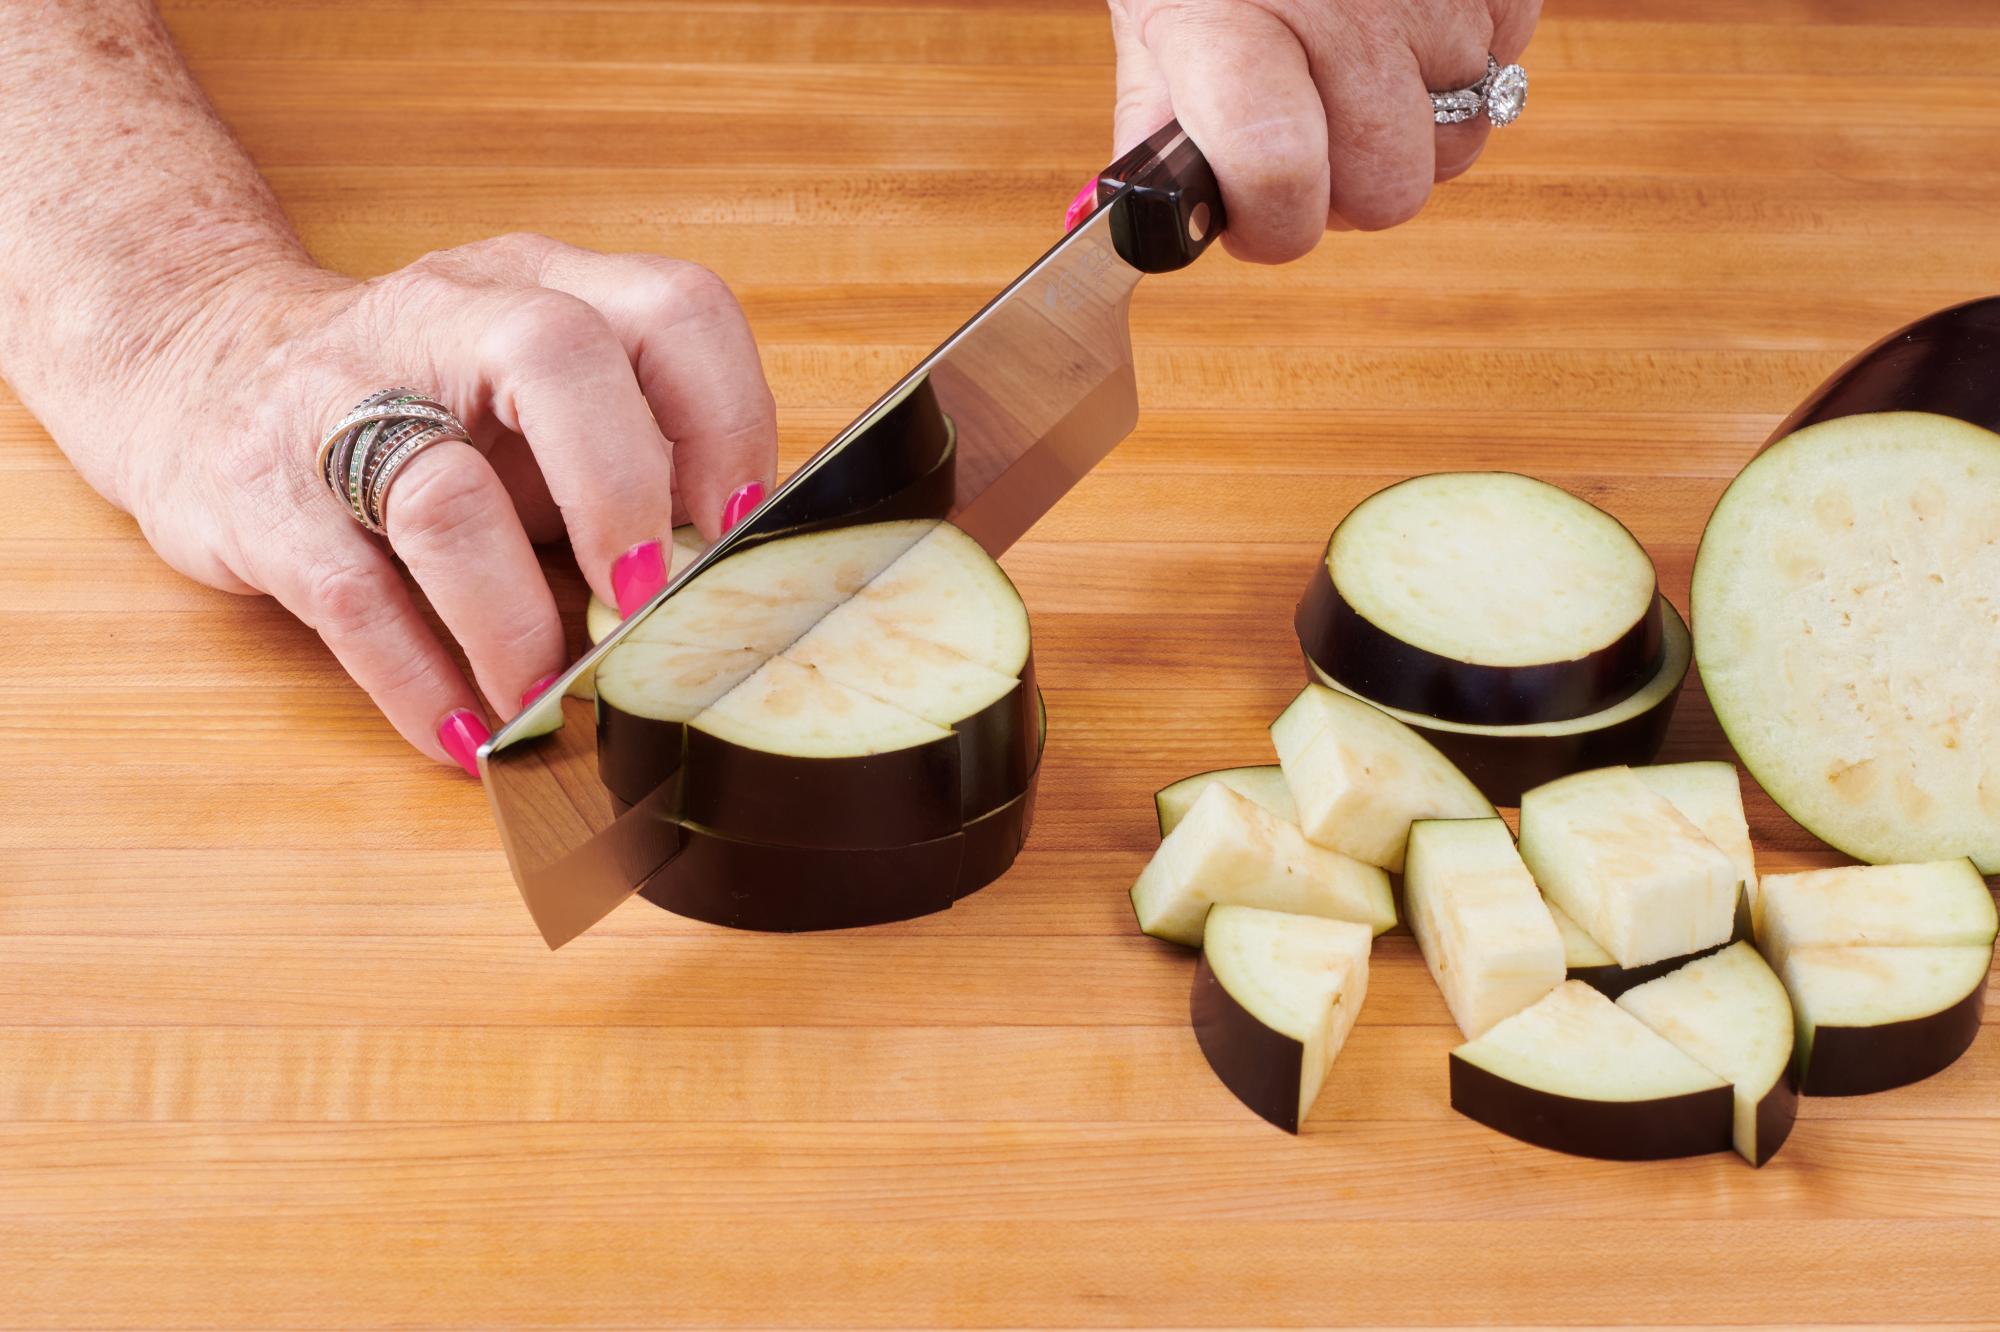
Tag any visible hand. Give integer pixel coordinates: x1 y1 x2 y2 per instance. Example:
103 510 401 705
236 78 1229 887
1107 0 1540 260
118 234 777 771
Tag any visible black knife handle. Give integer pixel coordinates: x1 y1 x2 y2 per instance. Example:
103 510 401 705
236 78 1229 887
1097 119 1225 274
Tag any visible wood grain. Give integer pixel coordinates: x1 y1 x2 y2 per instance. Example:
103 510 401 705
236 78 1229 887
2 0 1998 1326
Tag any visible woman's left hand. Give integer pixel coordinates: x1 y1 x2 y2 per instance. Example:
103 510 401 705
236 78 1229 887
1106 0 1541 261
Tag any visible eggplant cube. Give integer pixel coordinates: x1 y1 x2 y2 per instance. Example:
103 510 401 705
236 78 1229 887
1633 761 1758 920
1192 905 1372 1133
1617 942 1797 1166
1155 765 1297 838
1450 980 1733 1161
1405 818 1565 1038
1270 684 1494 873
1131 783 1395 948
1518 766 1738 969
1753 859 1997 971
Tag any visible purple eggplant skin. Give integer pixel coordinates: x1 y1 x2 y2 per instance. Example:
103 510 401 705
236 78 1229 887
1190 952 1307 1134
635 772 1039 932
1798 982 1987 1097
595 707 689 810
1774 296 2000 440
1448 1055 1734 1161
1750 1073 1800 1168
1298 544 1662 726
1300 601 1690 807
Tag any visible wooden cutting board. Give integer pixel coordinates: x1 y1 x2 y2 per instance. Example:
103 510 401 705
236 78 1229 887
2 0 1997 1324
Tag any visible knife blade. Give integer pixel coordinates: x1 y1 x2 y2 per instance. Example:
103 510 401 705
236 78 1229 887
478 121 1224 947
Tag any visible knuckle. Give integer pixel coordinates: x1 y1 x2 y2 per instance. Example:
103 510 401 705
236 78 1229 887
385 449 498 548
633 258 745 327
303 557 396 641
485 290 616 367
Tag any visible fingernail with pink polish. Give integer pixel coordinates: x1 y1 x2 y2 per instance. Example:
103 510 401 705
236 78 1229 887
520 673 561 709
612 539 666 618
1064 179 1099 232
437 708 490 778
721 481 765 534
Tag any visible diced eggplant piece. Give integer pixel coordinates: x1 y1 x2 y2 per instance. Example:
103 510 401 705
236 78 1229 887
1191 905 1372 1133
1131 784 1395 948
1519 766 1739 969
1550 890 1735 1001
1299 473 1662 725
1270 683 1493 873
1404 818 1565 1038
1617 942 1797 1166
1753 859 1998 972
1633 761 1758 926
1781 945 1992 1096
1694 400 2000 874
1154 765 1296 838
1449 980 1734 1161
1306 599 1691 806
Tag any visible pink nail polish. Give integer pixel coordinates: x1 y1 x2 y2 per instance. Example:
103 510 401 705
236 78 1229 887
437 708 490 777
721 481 765 534
1064 179 1099 232
520 673 561 709
612 539 666 618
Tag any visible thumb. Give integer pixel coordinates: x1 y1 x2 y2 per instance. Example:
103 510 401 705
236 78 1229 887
1107 0 1176 157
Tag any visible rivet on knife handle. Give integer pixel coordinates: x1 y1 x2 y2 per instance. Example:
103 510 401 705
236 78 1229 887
1095 119 1226 274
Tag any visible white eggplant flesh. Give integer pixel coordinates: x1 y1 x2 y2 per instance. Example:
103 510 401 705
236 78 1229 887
1404 817 1566 1038
1155 765 1297 838
1753 859 1997 971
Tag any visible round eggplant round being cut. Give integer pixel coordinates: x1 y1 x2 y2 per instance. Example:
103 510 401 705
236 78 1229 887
1299 473 1663 725
1306 599 1691 806
1695 404 2000 873
593 518 1041 930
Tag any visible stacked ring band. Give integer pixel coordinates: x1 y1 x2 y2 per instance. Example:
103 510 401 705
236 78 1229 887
1431 54 1529 127
314 388 472 534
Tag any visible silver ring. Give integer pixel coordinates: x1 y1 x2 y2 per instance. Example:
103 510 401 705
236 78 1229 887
314 387 472 534
1431 54 1528 128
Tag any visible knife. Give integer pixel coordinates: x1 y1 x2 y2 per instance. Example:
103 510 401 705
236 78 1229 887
478 121 1225 948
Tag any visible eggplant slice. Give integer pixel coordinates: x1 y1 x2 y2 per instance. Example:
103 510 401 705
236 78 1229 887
1781 945 1991 1096
1307 599 1692 806
1693 409 2000 873
1450 980 1734 1161
1300 473 1662 725
1617 942 1797 1167
1192 905 1372 1133
596 519 1042 928
1753 858 1997 972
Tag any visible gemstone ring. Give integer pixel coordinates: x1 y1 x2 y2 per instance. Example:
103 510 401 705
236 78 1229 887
1432 54 1528 128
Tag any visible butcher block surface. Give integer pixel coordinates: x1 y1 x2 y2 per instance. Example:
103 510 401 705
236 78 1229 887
3 0 1999 1325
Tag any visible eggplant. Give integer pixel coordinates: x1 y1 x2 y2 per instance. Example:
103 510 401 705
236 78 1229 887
1131 783 1395 948
1306 599 1692 806
1298 473 1662 725
570 526 712 702
1782 945 1991 1096
1693 299 2000 874
1518 766 1739 970
1154 765 1295 838
1617 942 1797 1167
1552 894 1732 1000
596 521 1039 846
1405 817 1566 1039
1752 859 1997 972
1449 980 1734 1161
1191 905 1372 1133
1632 761 1759 929
1269 683 1493 874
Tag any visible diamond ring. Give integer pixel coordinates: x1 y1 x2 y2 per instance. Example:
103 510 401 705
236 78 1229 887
1431 54 1528 128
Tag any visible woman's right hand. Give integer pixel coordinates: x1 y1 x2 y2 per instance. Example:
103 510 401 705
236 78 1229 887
117 232 778 772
